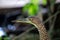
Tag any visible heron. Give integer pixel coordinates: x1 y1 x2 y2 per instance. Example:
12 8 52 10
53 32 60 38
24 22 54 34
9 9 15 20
12 16 50 40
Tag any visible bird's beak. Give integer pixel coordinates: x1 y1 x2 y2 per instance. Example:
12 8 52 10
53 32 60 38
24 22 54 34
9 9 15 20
12 18 32 24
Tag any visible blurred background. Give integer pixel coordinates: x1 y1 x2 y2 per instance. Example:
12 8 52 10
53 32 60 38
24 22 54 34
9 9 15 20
0 0 60 40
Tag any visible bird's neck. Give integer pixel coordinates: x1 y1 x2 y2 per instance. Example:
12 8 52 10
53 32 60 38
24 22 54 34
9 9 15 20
33 22 49 40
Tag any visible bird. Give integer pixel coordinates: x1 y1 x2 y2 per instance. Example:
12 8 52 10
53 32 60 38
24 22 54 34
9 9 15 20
12 16 50 40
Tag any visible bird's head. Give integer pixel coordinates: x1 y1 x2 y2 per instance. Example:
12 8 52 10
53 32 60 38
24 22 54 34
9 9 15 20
12 17 41 25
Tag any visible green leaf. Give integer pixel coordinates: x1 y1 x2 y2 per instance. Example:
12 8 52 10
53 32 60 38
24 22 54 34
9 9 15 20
23 3 39 16
42 0 47 5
